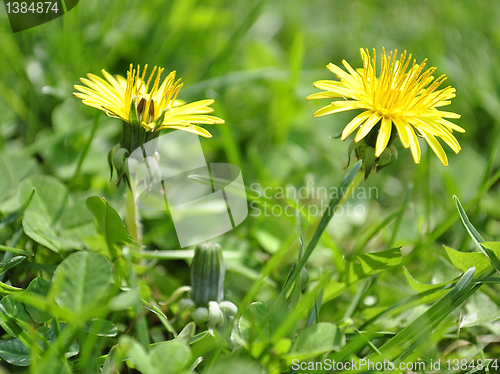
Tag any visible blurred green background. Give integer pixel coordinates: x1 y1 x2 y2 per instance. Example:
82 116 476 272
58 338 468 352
1 0 500 331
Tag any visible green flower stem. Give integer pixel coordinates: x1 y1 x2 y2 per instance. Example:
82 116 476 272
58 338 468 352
123 248 150 350
279 160 363 300
126 188 141 245
69 114 100 186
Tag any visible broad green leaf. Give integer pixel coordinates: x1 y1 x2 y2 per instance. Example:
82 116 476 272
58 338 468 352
174 322 196 345
43 324 79 358
25 278 51 323
123 338 192 374
285 323 342 361
51 251 112 314
376 267 476 364
239 301 290 345
0 188 35 229
403 267 452 292
21 210 62 252
0 295 31 337
481 241 500 264
18 175 67 225
0 282 23 296
120 336 153 374
238 300 291 358
83 318 117 337
189 331 211 345
323 247 402 303
344 247 402 285
0 324 78 367
0 338 30 366
454 195 500 273
86 196 138 255
109 290 140 311
0 256 25 275
0 151 37 196
149 341 191 374
101 345 121 374
24 211 94 252
18 176 93 252
444 245 492 275
461 292 500 328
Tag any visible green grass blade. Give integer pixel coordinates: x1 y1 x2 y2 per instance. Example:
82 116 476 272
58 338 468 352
377 267 475 364
279 160 362 299
454 195 500 273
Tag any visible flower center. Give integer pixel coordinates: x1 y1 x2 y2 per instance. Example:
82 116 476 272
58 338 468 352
136 97 156 124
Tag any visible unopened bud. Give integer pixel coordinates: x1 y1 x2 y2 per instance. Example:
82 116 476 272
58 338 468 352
190 242 225 307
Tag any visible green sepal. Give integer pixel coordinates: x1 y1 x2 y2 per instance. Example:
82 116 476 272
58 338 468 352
128 97 140 127
376 144 398 173
110 147 130 187
112 148 129 175
346 139 364 168
107 144 121 180
357 145 376 181
152 108 168 131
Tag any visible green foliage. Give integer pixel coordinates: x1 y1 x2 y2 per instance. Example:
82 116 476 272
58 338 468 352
18 176 93 252
285 323 343 361
86 195 138 257
344 247 402 286
25 278 51 323
1 0 500 372
0 257 25 295
51 251 112 315
119 337 192 374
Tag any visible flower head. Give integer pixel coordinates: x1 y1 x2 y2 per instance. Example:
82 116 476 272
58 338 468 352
307 48 464 166
74 64 224 138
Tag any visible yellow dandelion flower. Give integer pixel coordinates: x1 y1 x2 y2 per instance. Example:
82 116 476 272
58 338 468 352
307 48 464 166
74 64 224 138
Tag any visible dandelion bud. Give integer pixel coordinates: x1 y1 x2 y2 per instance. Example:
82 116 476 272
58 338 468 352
190 242 225 307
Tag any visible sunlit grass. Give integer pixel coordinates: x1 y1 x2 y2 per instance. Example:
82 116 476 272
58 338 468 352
0 0 499 373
